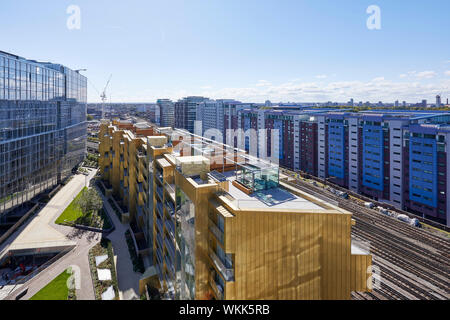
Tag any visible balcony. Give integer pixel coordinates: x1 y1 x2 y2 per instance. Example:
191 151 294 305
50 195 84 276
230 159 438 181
164 237 176 259
156 186 164 201
139 158 148 172
209 248 234 281
156 201 164 219
209 218 224 245
156 218 164 234
164 182 176 203
209 271 224 300
136 150 146 164
164 200 175 218
165 219 175 238
155 167 164 184
155 260 164 286
165 254 175 276
155 173 164 186
156 245 164 265
156 233 164 252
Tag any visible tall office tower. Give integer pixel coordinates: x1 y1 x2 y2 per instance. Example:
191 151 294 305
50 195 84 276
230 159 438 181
157 99 175 128
403 101 407 107
349 98 354 107
422 99 428 108
436 95 441 108
195 99 223 139
174 96 208 133
395 100 399 108
0 51 87 218
99 122 372 300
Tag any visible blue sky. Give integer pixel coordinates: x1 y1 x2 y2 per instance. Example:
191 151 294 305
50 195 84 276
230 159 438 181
1 0 449 103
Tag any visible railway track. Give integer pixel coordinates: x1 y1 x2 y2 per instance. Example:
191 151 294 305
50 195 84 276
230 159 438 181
280 170 450 300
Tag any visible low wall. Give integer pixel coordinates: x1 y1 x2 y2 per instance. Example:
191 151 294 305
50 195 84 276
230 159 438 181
0 203 39 247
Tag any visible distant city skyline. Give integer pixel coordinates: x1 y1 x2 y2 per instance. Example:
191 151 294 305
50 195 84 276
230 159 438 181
1 0 449 103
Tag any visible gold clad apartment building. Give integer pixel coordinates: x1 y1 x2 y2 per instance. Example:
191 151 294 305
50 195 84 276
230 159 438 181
99 120 372 300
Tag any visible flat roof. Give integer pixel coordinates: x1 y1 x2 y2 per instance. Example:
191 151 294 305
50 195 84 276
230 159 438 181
156 158 171 168
351 242 370 255
220 170 326 210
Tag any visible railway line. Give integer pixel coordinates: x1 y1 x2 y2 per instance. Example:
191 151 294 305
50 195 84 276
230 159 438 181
280 169 450 300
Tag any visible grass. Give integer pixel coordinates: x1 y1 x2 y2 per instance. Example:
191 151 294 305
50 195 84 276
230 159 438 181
55 187 87 224
55 187 111 230
30 268 75 300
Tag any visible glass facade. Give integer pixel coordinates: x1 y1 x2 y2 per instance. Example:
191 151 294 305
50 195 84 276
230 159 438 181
176 186 196 300
236 163 279 192
0 51 87 217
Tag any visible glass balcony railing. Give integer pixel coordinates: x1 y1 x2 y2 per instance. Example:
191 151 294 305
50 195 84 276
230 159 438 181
209 271 224 300
156 218 164 234
165 219 175 238
209 218 224 244
156 233 164 251
156 202 164 218
164 182 176 202
155 168 164 183
165 254 175 275
165 237 176 259
164 200 175 219
156 187 164 201
155 261 164 284
156 245 164 265
209 248 234 281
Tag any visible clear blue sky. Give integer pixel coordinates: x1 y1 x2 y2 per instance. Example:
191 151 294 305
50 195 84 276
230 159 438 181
1 0 449 103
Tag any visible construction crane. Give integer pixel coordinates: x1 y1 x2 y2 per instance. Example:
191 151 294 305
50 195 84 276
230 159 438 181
100 74 112 119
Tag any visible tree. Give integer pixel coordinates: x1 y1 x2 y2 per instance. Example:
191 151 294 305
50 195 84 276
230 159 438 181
75 188 103 220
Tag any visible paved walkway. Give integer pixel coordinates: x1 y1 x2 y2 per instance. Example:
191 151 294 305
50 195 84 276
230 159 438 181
2 170 101 300
98 190 142 300
2 169 143 300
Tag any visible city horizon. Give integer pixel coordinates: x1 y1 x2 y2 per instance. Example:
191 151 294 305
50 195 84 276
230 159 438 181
0 0 449 306
1 0 449 104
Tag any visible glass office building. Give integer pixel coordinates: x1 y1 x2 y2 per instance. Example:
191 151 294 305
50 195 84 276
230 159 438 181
0 50 87 217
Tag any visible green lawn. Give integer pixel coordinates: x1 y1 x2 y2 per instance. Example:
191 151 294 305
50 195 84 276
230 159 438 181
30 268 73 300
55 187 87 224
55 187 111 230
